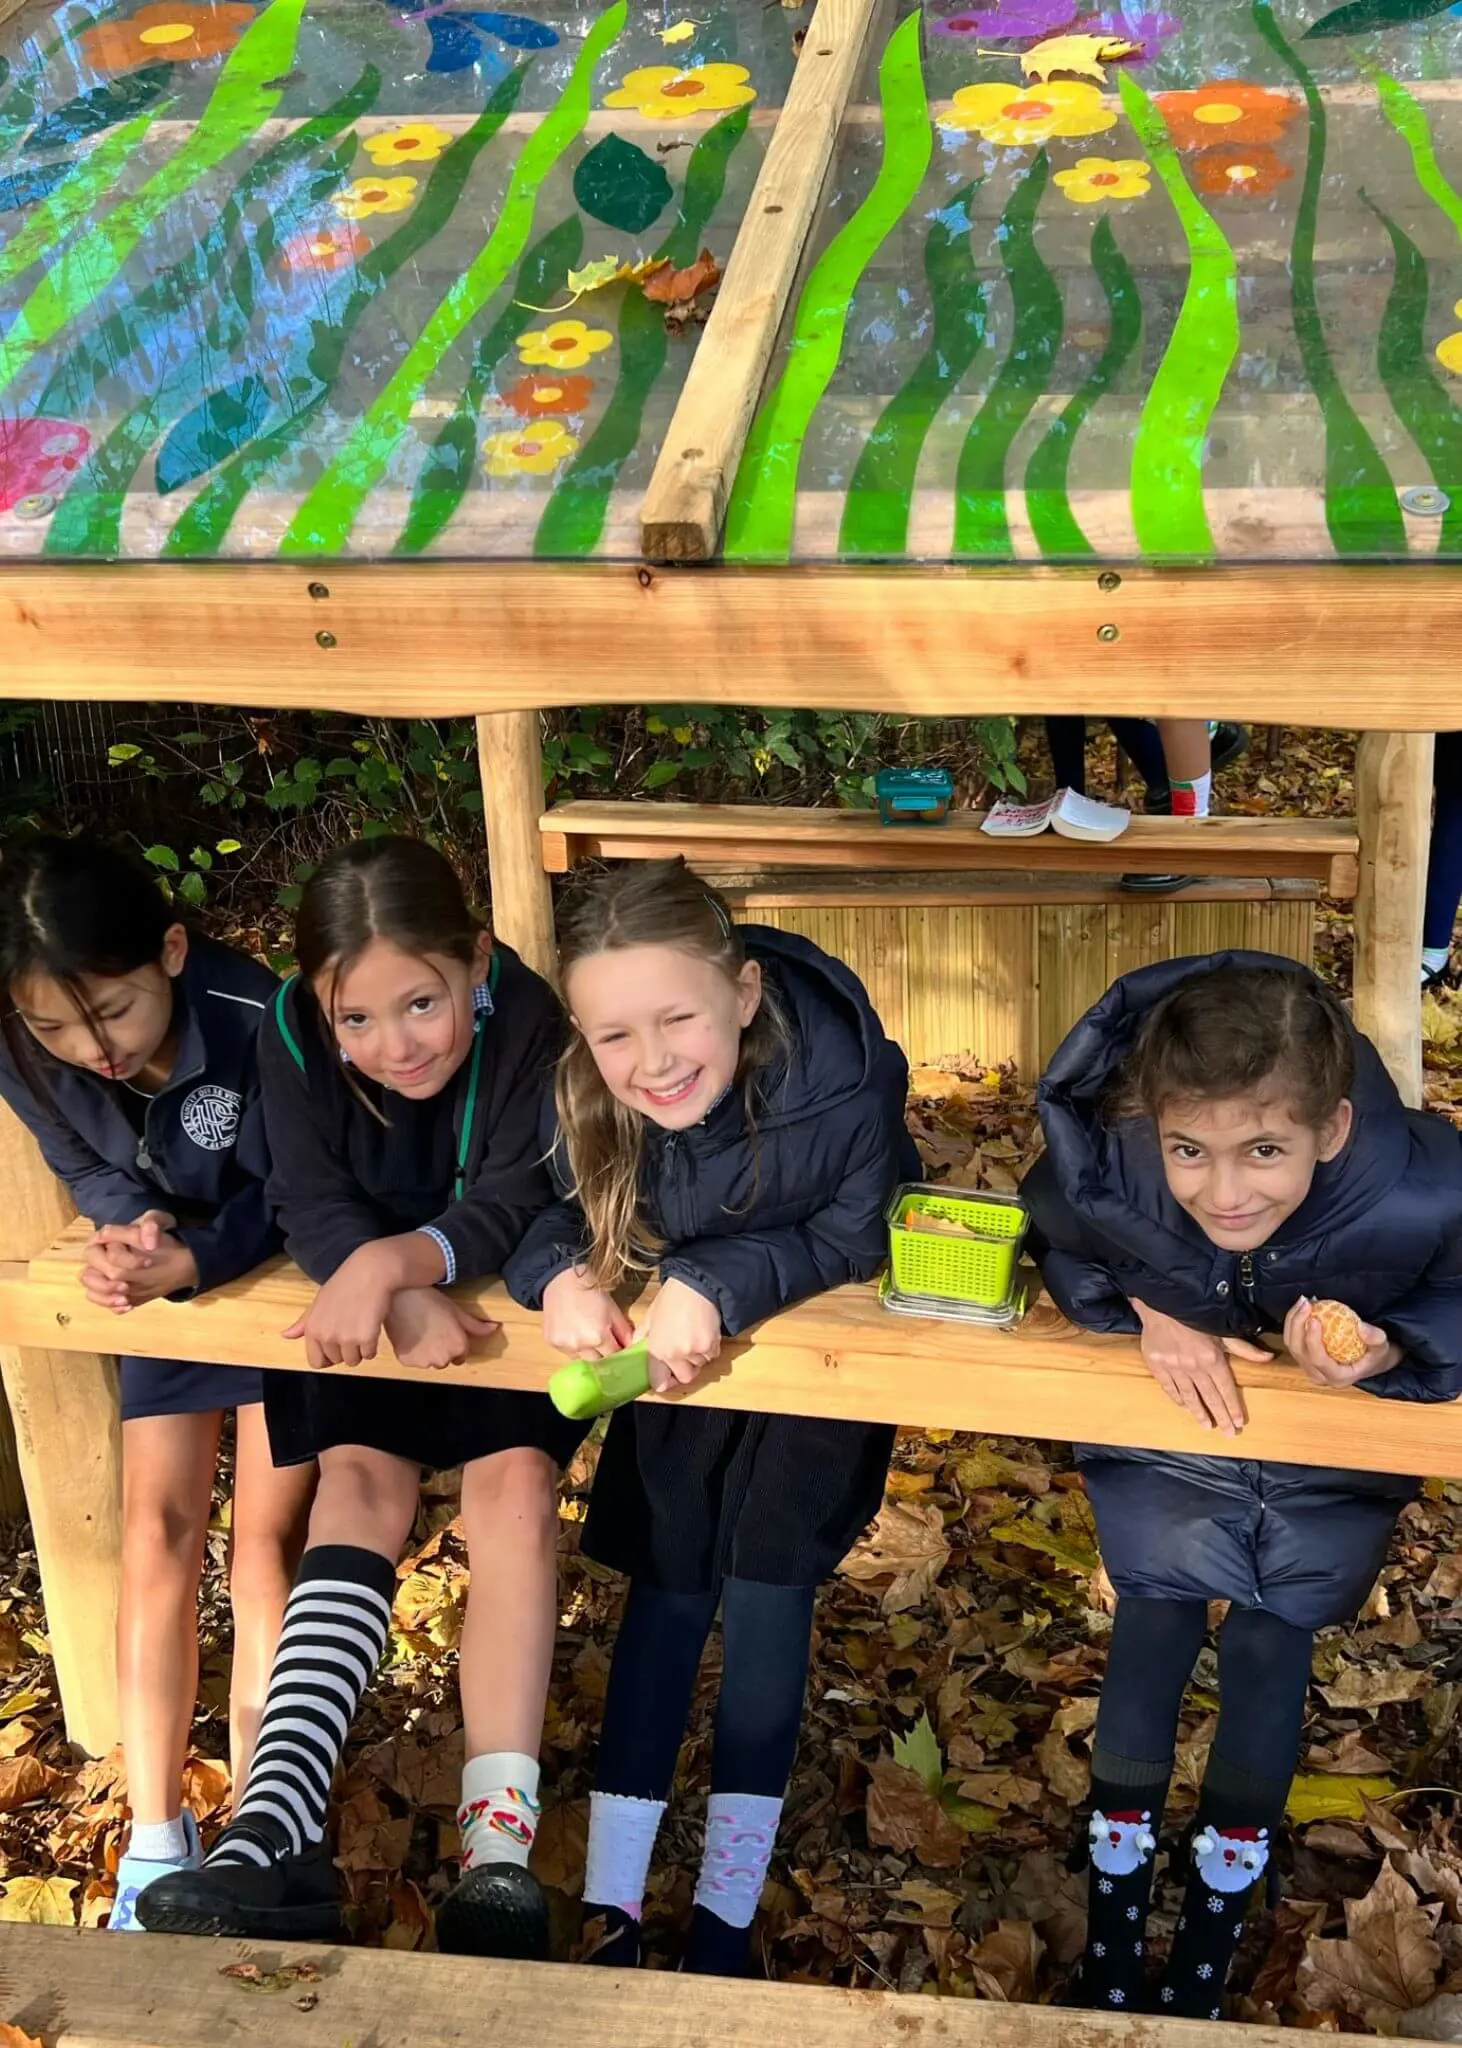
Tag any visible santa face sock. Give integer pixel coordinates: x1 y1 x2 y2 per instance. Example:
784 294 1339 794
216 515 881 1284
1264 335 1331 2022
1079 1762 1170 2012
459 1752 540 1873
1159 1785 1281 2018
206 1544 394 1868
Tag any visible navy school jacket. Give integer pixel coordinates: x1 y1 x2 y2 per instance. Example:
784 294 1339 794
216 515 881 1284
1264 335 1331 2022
504 924 921 1330
0 934 277 1296
1026 950 1462 1405
259 943 564 1284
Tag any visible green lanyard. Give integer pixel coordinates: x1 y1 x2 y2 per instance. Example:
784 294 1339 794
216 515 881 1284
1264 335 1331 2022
453 1018 485 1203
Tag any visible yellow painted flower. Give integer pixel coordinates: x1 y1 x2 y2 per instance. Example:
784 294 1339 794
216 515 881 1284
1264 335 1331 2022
941 79 1117 146
1053 155 1151 204
362 122 454 165
483 419 580 477
1436 331 1462 376
603 62 756 122
332 175 418 219
515 319 614 370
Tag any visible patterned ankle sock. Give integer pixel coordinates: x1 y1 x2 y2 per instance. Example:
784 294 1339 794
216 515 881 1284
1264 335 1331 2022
583 1790 667 1923
206 1544 394 1868
692 1792 781 1934
1170 771 1212 819
459 1752 540 1872
1159 1788 1281 2019
1078 1758 1170 2012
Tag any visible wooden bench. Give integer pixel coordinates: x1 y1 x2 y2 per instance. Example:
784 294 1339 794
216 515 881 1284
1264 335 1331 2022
8 1923 1426 2048
536 803 1358 1066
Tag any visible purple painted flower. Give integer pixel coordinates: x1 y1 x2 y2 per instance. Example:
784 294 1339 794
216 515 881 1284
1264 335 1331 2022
930 0 1079 37
1089 7 1183 54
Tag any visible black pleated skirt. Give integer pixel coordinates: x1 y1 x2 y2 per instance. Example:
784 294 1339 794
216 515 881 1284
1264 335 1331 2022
265 1369 586 1475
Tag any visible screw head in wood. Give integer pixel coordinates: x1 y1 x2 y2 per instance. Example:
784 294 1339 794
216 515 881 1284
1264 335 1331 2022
316 630 337 648
12 493 55 519
1401 486 1450 516
308 581 330 599
1097 623 1120 643
1098 570 1121 592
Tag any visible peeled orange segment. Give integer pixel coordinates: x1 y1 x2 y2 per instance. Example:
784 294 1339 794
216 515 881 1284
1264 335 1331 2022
1311 1298 1367 1366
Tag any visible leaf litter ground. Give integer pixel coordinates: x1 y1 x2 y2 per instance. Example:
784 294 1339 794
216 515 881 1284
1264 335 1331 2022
7 724 1462 2026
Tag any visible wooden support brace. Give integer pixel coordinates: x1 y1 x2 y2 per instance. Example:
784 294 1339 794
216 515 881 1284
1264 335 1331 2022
639 0 884 561
477 711 557 984
10 1923 1444 2048
1353 730 1433 1108
0 1107 121 1756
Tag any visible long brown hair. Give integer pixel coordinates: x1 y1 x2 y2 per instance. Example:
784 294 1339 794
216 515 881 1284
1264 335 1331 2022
1113 962 1354 1129
293 835 485 1120
555 858 790 1289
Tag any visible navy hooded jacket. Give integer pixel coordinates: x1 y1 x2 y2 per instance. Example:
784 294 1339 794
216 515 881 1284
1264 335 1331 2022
1024 951 1462 1626
0 934 277 1296
1026 950 1462 1405
504 924 919 1332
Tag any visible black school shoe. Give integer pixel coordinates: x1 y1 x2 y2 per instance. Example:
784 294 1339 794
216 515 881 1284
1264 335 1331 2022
136 1839 342 1940
435 1861 550 1960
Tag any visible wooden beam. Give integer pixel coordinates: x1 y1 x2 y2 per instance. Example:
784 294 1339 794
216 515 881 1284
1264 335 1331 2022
7 1241 1460 1479
1353 731 1433 1107
537 803 1358 892
10 1923 1439 2048
0 1108 121 1755
711 869 1321 909
6 562 1462 728
639 0 885 562
477 711 556 984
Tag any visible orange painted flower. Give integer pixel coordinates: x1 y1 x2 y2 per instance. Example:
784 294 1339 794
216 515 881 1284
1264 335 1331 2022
1189 144 1292 198
80 1 256 73
1154 82 1298 150
501 372 595 417
283 225 370 273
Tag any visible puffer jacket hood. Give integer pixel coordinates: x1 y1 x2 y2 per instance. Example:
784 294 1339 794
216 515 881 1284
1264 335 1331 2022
1027 950 1462 1403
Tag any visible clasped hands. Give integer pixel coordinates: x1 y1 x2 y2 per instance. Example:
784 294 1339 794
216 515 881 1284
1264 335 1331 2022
542 1266 720 1392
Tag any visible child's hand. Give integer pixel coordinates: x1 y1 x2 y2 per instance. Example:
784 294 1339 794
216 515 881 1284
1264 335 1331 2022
282 1243 399 1368
643 1277 722 1391
385 1287 499 1370
1284 1297 1401 1389
82 1214 195 1311
542 1267 635 1359
1131 1299 1270 1436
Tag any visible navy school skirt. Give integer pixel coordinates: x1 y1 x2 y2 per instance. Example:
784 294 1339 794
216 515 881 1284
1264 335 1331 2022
263 1369 587 1476
120 1355 267 1422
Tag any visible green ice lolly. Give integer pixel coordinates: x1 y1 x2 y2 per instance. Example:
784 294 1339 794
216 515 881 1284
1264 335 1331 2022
548 1340 652 1421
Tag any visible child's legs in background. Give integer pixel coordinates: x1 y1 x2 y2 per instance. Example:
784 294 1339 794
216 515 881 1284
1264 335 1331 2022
305 1443 420 1555
1080 1596 1207 2010
226 1403 314 1798
458 1447 560 1762
1045 718 1088 796
1155 719 1212 816
119 1410 223 1826
1423 731 1462 966
688 1578 817 1976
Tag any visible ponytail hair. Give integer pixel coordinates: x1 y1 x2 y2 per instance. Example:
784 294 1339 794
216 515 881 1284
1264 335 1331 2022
1112 961 1354 1131
555 857 791 1290
0 833 177 1075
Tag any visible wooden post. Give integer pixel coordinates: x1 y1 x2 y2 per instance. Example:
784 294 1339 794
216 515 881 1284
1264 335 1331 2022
1353 730 1433 1108
477 710 556 983
0 1103 121 1755
639 0 885 561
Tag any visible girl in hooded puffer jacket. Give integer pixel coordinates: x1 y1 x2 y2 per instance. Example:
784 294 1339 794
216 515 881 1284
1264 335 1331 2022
1024 953 1462 2019
505 858 918 1978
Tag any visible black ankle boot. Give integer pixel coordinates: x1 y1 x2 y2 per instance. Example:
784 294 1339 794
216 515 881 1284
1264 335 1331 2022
436 1861 550 1960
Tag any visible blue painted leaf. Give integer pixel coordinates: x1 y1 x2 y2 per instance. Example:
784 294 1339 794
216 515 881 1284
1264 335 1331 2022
0 161 74 211
574 131 671 232
154 377 273 495
422 14 488 70
1305 0 1454 31
463 10 558 45
24 67 170 150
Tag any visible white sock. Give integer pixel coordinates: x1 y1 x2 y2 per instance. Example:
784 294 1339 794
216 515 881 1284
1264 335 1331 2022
583 1791 667 1920
458 1751 541 1872
1171 770 1212 819
1423 946 1450 980
127 1814 190 1863
693 1792 783 1930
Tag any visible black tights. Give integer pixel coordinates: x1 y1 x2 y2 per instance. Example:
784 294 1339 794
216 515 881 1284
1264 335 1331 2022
595 1577 817 1801
1095 1596 1312 1788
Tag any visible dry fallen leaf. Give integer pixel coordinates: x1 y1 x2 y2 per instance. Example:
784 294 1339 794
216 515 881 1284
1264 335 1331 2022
1020 31 1142 81
180 1755 231 1821
890 1878 962 1927
1288 1773 1399 1824
1322 1661 1432 1710
334 1786 412 1875
532 1797 588 1895
865 1759 966 1869
0 1754 63 1814
641 246 721 305
1423 1553 1462 1603
839 1499 951 1614
967 1918 1044 2003
0 1876 76 1925
1035 1727 1090 1806
1298 1861 1442 2027
0 2028 44 2048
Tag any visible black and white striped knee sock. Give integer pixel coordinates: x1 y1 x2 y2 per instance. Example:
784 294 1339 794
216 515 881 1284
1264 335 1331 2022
206 1545 395 1869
